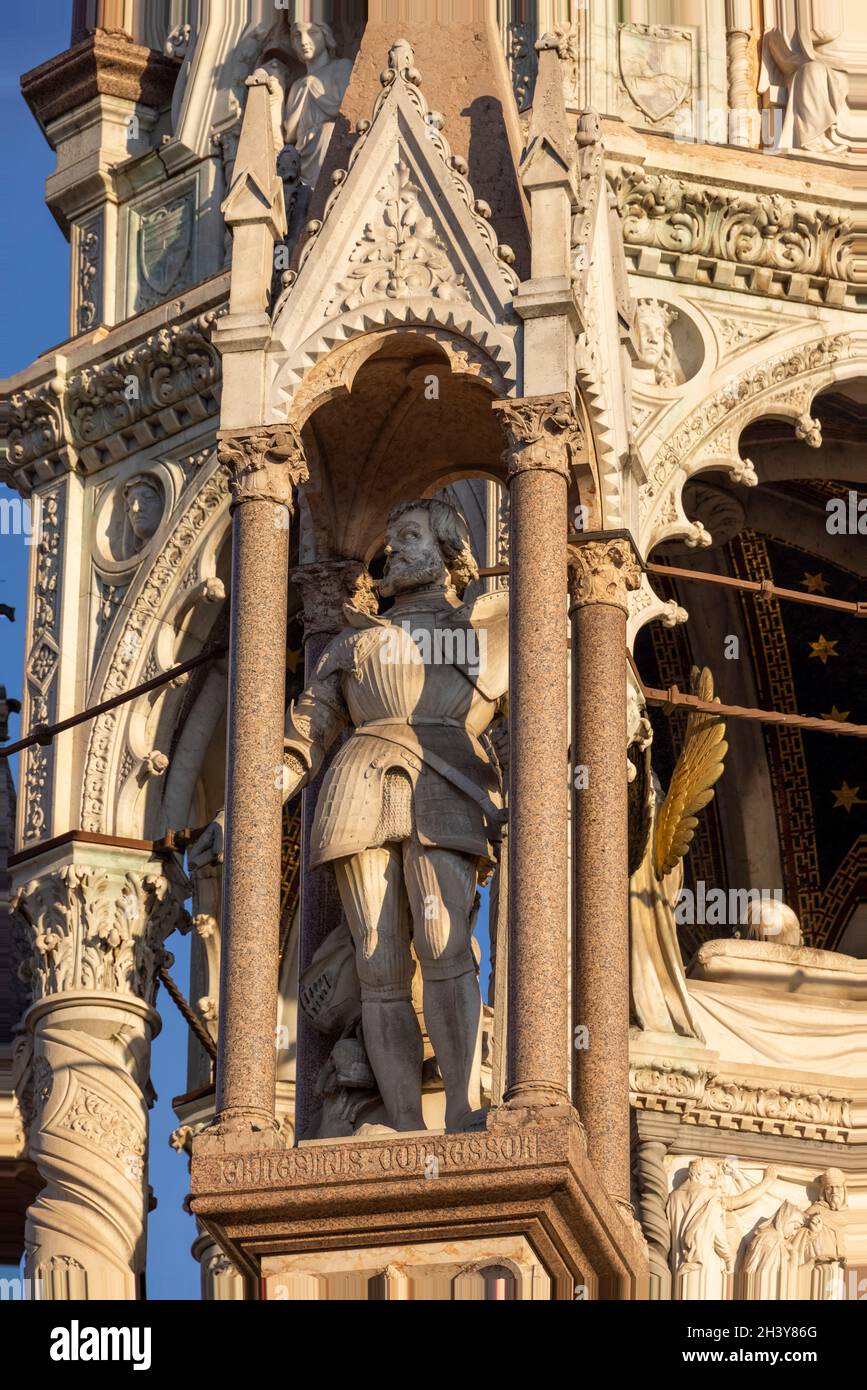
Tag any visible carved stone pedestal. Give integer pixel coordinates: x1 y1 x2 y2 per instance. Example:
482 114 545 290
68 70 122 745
190 1108 648 1300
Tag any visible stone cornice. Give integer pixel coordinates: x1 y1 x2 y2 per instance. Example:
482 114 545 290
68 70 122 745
608 159 861 310
0 277 229 494
21 29 180 137
630 1059 859 1145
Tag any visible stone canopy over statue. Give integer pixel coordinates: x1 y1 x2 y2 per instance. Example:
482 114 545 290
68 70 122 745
192 498 508 1135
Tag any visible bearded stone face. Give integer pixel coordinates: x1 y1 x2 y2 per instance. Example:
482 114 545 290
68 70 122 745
379 507 449 598
823 1181 845 1211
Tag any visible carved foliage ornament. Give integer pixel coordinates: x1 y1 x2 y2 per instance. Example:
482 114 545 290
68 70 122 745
68 311 222 450
217 424 309 510
493 394 585 480
328 162 471 318
13 864 189 1005
641 333 852 517
609 166 855 283
58 1086 145 1163
568 538 643 612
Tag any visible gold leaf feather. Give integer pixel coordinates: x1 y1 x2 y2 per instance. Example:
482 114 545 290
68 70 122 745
654 666 728 880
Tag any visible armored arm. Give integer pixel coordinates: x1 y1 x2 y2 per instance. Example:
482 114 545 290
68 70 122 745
282 647 350 800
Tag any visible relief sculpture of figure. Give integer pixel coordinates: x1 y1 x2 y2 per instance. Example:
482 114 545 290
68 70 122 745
281 21 353 188
633 299 682 387
667 1157 778 1299
192 498 507 1134
797 1168 849 1298
759 0 851 152
628 667 728 1040
741 1199 806 1298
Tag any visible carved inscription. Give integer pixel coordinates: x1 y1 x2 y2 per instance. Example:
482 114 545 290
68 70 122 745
220 1132 540 1186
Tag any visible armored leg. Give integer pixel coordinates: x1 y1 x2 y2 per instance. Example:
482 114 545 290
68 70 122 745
403 842 482 1130
333 846 425 1131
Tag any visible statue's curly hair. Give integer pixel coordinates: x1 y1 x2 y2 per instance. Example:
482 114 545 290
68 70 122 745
387 497 479 597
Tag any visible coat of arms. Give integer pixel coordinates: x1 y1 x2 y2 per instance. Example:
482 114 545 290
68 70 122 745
618 23 692 124
137 194 193 300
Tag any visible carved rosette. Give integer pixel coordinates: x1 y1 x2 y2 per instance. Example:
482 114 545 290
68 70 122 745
492 393 586 481
568 536 642 612
217 423 309 512
291 560 378 641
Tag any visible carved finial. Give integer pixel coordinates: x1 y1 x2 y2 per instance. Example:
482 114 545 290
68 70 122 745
795 412 822 448
381 38 421 88
526 32 572 167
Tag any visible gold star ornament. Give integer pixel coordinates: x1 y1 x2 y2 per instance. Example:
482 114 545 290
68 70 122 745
832 783 865 813
801 572 829 594
808 634 839 665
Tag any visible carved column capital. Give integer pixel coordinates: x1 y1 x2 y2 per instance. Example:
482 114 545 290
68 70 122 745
13 857 190 1008
567 533 642 612
492 393 585 481
217 424 309 511
291 560 378 642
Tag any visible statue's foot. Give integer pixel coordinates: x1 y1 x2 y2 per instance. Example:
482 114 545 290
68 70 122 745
355 1120 429 1137
445 1106 489 1134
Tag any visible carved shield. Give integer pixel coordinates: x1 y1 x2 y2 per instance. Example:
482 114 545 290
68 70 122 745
138 197 193 297
619 24 692 123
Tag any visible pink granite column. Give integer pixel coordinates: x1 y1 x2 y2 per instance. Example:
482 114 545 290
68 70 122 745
214 425 308 1135
568 534 642 1210
289 561 377 1140
492 395 584 1110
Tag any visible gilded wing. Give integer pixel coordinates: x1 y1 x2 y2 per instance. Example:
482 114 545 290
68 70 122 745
653 666 728 880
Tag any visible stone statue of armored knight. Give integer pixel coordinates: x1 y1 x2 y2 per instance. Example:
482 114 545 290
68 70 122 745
192 498 508 1134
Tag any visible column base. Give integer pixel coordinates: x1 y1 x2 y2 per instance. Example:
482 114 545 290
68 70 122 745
196 1113 283 1157
189 1105 648 1299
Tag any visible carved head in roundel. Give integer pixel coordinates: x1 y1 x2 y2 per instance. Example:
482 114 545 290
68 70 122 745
122 473 165 554
635 299 680 386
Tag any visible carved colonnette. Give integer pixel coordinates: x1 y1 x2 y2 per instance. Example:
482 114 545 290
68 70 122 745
11 848 189 1298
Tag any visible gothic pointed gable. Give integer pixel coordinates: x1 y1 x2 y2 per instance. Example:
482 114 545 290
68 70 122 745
269 41 521 400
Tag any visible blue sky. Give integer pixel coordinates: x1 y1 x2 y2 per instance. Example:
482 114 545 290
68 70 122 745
1 3 200 1300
